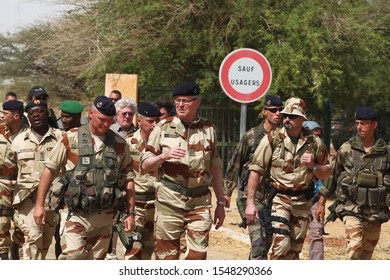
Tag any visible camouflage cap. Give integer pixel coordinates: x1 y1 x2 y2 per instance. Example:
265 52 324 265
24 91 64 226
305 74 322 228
280 97 307 119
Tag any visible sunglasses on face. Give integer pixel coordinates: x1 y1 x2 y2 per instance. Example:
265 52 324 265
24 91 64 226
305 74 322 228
265 107 283 113
283 114 300 120
121 112 134 117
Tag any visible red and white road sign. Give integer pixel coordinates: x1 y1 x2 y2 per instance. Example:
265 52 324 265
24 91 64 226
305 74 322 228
219 48 272 103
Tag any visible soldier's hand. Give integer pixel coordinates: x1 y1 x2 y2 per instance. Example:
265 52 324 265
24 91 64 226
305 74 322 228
213 204 225 230
33 206 46 228
223 195 231 208
124 215 135 232
245 203 258 224
300 150 315 169
166 147 186 160
315 195 326 223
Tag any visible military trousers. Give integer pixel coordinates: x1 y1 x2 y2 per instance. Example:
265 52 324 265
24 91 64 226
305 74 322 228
58 207 115 260
343 215 381 260
124 199 155 260
16 196 56 260
308 200 324 260
154 186 213 260
268 193 311 260
239 189 270 260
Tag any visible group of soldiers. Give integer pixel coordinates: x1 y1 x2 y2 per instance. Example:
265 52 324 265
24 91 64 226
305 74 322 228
0 82 389 261
0 82 225 260
223 96 389 260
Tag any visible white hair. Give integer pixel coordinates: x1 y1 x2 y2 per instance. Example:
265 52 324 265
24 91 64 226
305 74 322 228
115 98 137 114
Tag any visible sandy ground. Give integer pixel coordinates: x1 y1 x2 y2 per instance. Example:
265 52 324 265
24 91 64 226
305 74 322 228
40 188 389 260
208 189 390 260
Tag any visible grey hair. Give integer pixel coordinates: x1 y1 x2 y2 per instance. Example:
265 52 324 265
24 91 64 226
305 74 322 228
115 98 137 114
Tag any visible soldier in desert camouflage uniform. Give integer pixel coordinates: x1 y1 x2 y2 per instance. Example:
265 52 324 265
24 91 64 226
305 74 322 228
0 100 28 260
223 95 282 260
142 82 225 260
124 102 161 260
245 97 330 260
7 100 63 260
330 106 390 260
34 96 135 260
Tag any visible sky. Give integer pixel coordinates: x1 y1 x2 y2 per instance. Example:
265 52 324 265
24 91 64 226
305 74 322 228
0 0 73 35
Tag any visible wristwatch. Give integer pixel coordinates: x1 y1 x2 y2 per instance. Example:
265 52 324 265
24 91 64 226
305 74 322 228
217 200 226 206
126 210 137 216
312 163 318 173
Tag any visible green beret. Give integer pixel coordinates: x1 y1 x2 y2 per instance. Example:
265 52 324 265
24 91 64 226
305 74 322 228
60 100 83 114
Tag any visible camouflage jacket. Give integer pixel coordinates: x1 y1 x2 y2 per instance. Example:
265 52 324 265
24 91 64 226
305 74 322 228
331 135 390 221
223 122 267 197
249 127 329 191
126 129 157 194
8 127 63 204
0 125 28 185
331 135 390 193
142 116 221 188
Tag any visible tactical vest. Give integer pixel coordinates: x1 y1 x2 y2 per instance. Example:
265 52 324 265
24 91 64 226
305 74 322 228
63 125 126 213
239 125 265 191
336 145 390 221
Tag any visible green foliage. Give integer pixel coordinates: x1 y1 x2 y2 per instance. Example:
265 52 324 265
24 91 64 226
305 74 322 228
0 0 388 138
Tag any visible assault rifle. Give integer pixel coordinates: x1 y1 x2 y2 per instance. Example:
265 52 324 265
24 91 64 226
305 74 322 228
319 200 339 235
236 198 248 229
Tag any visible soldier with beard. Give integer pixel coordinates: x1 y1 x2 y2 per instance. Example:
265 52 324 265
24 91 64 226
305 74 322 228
245 97 330 260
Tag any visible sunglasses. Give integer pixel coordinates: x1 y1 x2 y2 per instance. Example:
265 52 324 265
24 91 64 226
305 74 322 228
265 107 283 113
283 114 300 120
121 112 134 117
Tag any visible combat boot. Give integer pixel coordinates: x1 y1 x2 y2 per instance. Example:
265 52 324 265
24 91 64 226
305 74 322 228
0 252 9 260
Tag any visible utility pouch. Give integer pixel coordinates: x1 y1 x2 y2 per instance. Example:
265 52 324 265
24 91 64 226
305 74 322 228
80 185 97 209
349 184 358 202
367 188 379 207
376 187 386 207
336 183 349 203
357 172 377 188
356 187 367 206
47 177 66 210
83 171 94 186
104 169 118 187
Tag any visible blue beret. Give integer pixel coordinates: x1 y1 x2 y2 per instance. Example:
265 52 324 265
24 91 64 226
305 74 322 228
28 86 48 99
94 96 116 116
3 100 23 111
264 95 282 107
60 100 83 114
303 121 321 131
138 102 162 117
172 82 200 97
355 107 377 121
25 100 48 112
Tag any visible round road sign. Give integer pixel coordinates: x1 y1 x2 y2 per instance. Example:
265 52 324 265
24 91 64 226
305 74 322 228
219 48 272 103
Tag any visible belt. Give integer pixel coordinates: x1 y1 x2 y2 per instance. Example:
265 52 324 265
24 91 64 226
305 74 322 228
135 192 155 201
274 188 307 196
160 179 210 197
